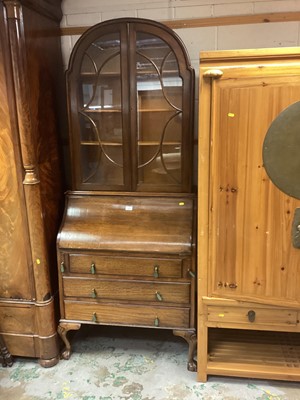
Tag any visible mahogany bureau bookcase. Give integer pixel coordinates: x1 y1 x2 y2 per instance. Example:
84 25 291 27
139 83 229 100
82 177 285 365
57 18 197 371
0 0 64 366
198 48 300 382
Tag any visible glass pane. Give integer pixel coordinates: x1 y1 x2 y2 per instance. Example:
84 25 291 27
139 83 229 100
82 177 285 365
80 145 123 185
78 32 124 186
135 32 183 188
138 145 181 185
81 33 121 74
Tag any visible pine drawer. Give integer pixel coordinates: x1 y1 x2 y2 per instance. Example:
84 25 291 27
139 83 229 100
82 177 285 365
207 305 298 328
62 276 190 304
64 300 190 328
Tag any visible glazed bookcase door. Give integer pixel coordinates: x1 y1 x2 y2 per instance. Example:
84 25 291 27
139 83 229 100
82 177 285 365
67 19 194 192
207 63 300 306
79 33 125 188
129 22 193 192
67 22 131 191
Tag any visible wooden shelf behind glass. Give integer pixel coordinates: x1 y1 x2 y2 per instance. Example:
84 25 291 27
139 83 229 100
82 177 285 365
80 141 181 146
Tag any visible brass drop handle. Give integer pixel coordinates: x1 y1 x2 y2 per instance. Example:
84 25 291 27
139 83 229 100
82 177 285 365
90 263 96 274
60 261 65 273
92 312 98 323
153 265 159 278
155 291 163 301
188 269 195 278
247 310 256 323
154 316 159 327
91 288 97 298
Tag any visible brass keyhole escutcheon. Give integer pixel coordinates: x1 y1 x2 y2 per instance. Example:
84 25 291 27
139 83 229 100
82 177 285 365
154 316 159 327
247 310 256 323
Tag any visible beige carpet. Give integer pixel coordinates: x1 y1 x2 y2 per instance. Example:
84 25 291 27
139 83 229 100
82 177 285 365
1 325 300 399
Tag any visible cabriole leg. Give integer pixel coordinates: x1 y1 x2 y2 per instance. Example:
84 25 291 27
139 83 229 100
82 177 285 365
173 329 197 371
58 322 81 360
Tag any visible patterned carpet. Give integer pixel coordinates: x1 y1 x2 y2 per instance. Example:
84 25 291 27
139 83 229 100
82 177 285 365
1 325 299 400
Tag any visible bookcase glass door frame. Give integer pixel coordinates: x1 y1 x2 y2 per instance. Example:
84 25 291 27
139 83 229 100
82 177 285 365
67 18 194 192
130 27 184 191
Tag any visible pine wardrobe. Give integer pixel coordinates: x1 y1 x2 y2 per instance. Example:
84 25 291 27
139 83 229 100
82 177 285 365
198 48 300 382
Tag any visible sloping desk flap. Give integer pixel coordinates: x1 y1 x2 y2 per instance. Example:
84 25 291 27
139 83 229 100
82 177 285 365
58 193 195 254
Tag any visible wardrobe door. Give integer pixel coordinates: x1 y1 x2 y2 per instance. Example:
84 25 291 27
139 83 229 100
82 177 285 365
0 0 64 366
0 13 33 301
201 53 300 306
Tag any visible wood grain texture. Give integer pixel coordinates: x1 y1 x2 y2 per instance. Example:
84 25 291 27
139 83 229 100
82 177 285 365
58 194 195 254
64 301 190 329
0 2 33 300
207 306 297 327
199 50 300 306
0 303 35 334
5 0 62 21
63 276 191 304
209 70 300 305
207 329 300 381
198 48 300 382
58 18 196 369
0 0 64 364
22 4 64 286
68 253 185 278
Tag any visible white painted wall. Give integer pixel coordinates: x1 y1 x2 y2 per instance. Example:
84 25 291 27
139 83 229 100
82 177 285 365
61 0 300 70
60 0 300 180
60 0 300 100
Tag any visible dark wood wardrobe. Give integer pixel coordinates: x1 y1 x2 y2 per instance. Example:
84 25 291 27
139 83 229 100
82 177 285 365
0 0 64 366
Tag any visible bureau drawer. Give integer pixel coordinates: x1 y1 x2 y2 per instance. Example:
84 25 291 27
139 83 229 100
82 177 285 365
63 277 190 304
207 306 298 327
67 254 185 278
64 301 190 329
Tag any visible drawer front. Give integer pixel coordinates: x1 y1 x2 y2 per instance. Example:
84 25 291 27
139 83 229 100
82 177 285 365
64 301 190 329
68 254 185 278
63 277 190 304
207 306 298 327
0 304 35 334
